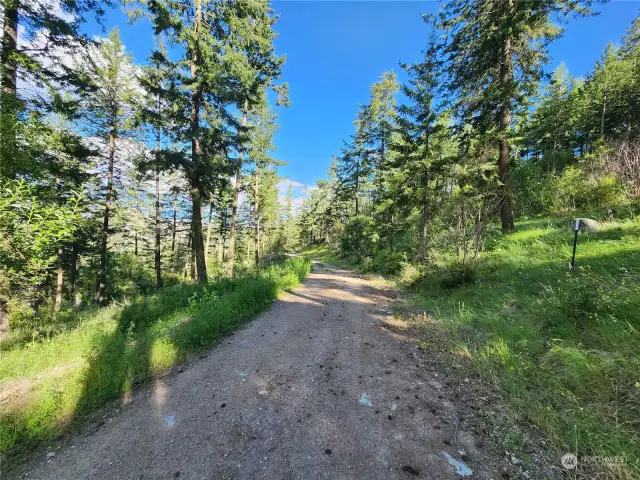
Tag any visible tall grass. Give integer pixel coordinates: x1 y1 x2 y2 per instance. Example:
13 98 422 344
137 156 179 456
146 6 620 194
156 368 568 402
0 258 311 455
413 219 640 476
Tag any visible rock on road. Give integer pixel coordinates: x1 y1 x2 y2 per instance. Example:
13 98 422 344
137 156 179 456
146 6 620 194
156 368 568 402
12 264 489 480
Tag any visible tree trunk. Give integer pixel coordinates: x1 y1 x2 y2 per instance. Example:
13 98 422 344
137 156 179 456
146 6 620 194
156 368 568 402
1 2 18 98
205 202 214 266
95 130 116 305
184 231 191 279
70 242 79 309
630 58 637 136
355 155 360 216
254 165 260 266
219 210 227 262
171 192 178 253
420 171 430 262
498 23 515 232
134 230 138 256
261 228 265 257
227 107 247 278
600 89 607 138
155 166 163 288
187 0 207 283
54 246 63 313
227 166 242 278
190 239 196 281
190 185 206 281
1 0 18 169
0 296 8 342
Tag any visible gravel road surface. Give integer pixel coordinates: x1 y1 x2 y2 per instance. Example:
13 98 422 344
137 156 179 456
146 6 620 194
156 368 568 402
11 264 496 480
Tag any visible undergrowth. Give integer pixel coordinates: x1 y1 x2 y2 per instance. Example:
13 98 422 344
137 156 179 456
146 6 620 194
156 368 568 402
0 257 311 455
412 218 640 477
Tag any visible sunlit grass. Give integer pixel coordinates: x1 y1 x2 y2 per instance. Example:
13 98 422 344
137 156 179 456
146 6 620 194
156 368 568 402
412 217 640 476
0 258 312 455
301 245 349 268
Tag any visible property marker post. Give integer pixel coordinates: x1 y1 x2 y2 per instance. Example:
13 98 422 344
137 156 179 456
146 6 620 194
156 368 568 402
571 219 580 270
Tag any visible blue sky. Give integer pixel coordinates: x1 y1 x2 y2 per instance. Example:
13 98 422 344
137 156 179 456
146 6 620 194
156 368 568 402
88 1 640 194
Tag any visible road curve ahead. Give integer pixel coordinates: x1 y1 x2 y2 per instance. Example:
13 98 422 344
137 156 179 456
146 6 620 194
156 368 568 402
12 264 487 480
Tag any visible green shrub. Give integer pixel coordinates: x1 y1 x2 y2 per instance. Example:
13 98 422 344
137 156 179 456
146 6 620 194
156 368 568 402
361 250 406 276
107 252 156 298
439 262 477 288
339 216 379 263
543 166 629 217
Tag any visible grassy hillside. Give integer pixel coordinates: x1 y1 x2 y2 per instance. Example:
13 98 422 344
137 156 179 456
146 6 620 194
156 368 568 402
0 258 311 456
413 218 639 475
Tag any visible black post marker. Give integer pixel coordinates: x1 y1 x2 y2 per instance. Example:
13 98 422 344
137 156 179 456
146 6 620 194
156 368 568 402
571 219 580 270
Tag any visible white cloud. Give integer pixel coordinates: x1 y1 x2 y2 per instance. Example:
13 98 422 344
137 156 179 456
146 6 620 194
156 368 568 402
277 178 316 210
277 178 305 191
12 8 142 104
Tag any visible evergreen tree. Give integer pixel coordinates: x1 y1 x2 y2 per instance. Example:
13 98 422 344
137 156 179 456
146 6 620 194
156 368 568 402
357 71 399 197
247 103 282 265
225 0 285 277
524 64 578 170
438 0 594 231
137 39 179 288
396 30 442 260
76 28 140 305
0 0 110 177
335 140 369 217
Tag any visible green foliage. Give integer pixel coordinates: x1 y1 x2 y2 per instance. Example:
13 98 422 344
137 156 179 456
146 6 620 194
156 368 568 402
0 258 311 454
361 250 406 276
546 166 627 215
77 29 139 140
107 252 157 298
515 164 630 218
412 219 640 474
339 216 379 263
0 180 83 301
438 263 477 289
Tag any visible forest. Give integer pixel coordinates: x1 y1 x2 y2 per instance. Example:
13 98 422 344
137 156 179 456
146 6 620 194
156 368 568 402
0 0 306 458
0 0 301 333
0 0 639 476
299 3 640 477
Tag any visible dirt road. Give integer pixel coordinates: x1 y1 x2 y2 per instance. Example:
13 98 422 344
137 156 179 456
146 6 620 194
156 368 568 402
11 264 495 479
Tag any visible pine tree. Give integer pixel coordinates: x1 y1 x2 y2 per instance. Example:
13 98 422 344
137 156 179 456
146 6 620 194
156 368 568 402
225 0 285 278
524 64 578 170
438 0 594 231
335 139 369 217
0 0 110 176
367 71 399 173
132 0 282 281
247 104 282 265
396 30 442 260
76 28 139 305
622 13 640 137
137 39 179 288
355 71 399 201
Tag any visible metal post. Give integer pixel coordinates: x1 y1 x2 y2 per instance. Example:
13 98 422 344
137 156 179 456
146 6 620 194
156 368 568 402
571 219 580 270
